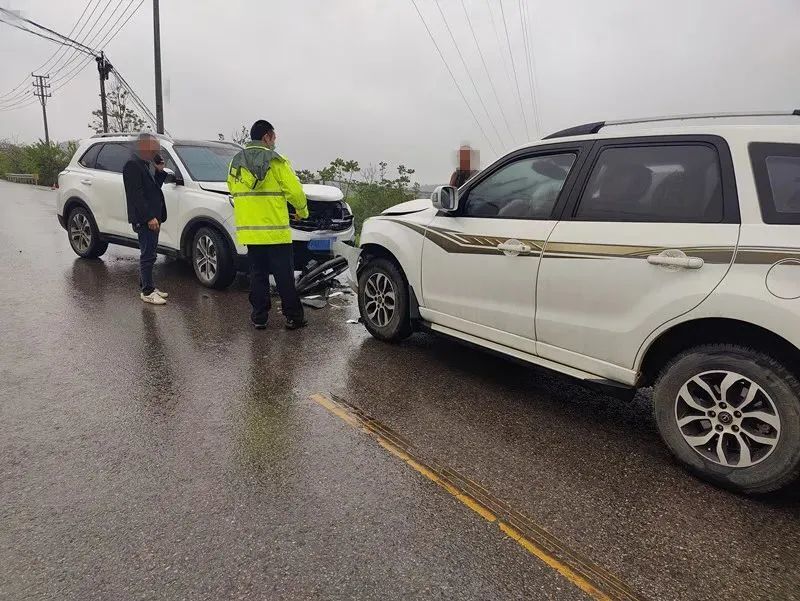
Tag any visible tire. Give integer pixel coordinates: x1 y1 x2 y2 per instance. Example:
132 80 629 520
358 258 413 342
67 206 108 259
654 344 800 494
191 226 235 289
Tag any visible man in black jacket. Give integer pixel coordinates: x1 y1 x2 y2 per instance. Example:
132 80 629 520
123 132 168 305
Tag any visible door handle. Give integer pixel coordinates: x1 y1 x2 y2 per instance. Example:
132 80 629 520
497 239 531 256
647 252 704 270
80 179 92 186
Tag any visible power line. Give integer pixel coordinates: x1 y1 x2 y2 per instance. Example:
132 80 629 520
460 0 516 146
49 0 120 78
0 0 90 101
408 0 498 155
0 0 144 113
499 0 529 140
0 7 97 55
519 0 541 137
432 0 506 150
0 16 94 57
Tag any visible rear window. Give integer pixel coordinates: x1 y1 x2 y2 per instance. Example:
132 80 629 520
79 143 102 168
750 143 800 224
575 144 723 223
95 143 132 173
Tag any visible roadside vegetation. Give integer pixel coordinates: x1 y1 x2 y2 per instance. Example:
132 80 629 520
295 158 421 233
0 139 77 187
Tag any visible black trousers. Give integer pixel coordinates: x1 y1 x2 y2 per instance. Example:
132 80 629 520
135 225 159 295
247 244 304 323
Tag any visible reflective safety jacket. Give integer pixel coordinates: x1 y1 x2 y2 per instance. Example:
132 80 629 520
226 141 309 245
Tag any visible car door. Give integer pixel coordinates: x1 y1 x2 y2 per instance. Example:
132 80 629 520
420 143 590 355
535 135 740 381
154 147 182 250
92 142 133 237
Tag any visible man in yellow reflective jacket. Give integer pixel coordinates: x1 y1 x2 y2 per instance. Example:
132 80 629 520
227 120 309 330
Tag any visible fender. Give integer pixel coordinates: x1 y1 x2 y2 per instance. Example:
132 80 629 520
359 210 437 304
180 216 238 260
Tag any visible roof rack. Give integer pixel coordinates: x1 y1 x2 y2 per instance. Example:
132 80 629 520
543 109 800 140
90 131 173 140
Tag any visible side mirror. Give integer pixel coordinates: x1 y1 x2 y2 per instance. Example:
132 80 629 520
431 185 458 212
163 168 183 186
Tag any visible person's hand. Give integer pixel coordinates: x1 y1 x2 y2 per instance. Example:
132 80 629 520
148 218 160 231
154 156 165 172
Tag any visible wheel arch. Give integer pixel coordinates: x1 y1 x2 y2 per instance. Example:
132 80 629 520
63 196 94 222
359 243 421 321
180 216 236 260
638 317 800 387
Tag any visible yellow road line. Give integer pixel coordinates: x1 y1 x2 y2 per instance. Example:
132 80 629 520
309 393 645 601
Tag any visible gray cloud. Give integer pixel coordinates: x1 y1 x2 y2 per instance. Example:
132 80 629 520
1 0 799 183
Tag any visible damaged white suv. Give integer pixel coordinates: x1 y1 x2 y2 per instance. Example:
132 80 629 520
57 133 354 288
356 113 800 494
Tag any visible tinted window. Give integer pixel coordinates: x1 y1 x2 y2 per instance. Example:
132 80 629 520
173 144 239 182
95 143 132 173
79 144 102 168
464 153 576 219
575 145 723 223
749 143 800 224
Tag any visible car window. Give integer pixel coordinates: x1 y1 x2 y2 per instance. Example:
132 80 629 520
158 148 180 175
79 144 102 168
575 145 723 223
464 153 576 219
95 143 133 173
173 144 240 182
749 143 800 224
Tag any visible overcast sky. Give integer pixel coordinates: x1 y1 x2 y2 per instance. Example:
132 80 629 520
1 0 799 182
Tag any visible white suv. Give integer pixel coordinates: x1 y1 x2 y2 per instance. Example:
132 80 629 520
57 133 355 288
356 113 800 494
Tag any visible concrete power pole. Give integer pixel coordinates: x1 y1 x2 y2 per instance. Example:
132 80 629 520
31 73 51 144
152 0 164 134
96 52 113 133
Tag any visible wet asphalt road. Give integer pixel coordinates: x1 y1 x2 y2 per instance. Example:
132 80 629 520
1 180 799 601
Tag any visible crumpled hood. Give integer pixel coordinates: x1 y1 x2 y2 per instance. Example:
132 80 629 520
382 197 433 215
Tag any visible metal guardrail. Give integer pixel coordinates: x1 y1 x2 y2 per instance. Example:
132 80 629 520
4 173 39 185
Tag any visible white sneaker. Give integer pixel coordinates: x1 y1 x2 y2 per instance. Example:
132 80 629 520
153 289 169 298
141 291 167 305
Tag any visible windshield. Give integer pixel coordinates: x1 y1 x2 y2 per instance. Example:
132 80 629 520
173 144 240 182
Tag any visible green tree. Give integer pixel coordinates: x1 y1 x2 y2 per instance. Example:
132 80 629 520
295 169 316 183
232 125 249 146
88 81 147 133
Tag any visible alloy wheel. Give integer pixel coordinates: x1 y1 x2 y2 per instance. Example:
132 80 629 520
675 370 781 467
364 272 396 327
69 212 92 253
195 234 218 283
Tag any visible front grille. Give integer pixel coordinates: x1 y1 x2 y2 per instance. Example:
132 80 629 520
290 199 353 232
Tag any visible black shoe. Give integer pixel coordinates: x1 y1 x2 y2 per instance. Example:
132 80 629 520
251 318 268 330
285 318 308 330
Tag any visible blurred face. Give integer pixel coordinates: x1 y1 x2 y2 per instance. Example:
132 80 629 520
457 146 479 171
137 136 160 161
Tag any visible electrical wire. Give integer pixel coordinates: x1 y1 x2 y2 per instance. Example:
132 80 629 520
519 0 541 137
409 0 498 155
0 7 97 54
459 0 516 146
432 0 506 150
0 0 96 101
49 0 122 78
0 0 144 113
499 0 530 140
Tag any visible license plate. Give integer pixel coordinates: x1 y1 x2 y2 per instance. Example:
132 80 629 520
308 238 333 251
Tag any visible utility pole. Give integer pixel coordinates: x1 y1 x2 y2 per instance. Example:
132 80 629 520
96 52 113 132
31 73 51 144
152 0 164 133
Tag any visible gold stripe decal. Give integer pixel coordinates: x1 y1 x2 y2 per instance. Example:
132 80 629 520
380 217 798 265
310 393 646 601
